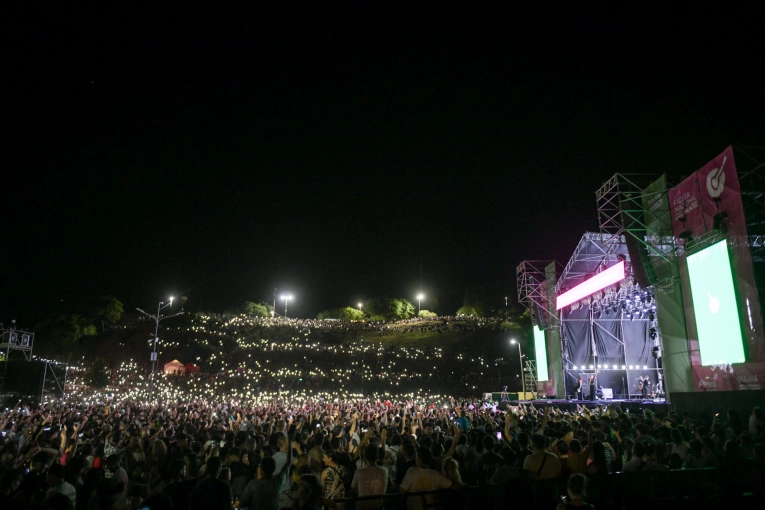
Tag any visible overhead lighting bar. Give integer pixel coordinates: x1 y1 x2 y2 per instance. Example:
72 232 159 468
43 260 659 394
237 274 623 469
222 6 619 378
556 261 626 310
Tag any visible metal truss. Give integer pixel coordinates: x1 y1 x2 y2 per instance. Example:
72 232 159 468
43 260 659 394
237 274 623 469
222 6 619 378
736 146 765 261
517 260 559 323
555 232 617 294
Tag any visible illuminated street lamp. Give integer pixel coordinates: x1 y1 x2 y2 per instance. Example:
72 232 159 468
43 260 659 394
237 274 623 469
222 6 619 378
510 339 525 397
416 294 424 314
357 303 363 310
281 295 293 318
137 296 184 402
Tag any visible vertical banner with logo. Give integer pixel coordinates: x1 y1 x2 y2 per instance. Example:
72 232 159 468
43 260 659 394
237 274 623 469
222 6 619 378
667 147 765 391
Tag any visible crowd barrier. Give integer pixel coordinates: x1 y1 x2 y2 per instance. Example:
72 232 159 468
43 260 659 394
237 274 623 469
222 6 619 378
334 468 753 510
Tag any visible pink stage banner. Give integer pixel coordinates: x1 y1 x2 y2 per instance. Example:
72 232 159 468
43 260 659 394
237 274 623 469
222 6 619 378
692 361 765 391
668 146 746 240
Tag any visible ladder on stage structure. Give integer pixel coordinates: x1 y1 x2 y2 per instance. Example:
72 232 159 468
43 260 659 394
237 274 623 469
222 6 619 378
524 360 537 398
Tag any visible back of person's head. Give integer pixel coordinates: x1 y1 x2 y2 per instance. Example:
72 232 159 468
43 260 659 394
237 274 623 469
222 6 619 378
48 463 67 481
567 473 587 498
431 443 444 457
482 435 495 451
402 443 416 459
569 439 582 454
635 423 648 436
329 437 341 451
557 440 569 456
297 474 323 504
753 442 765 462
530 433 546 451
632 442 646 459
260 456 276 478
364 444 379 464
518 432 529 447
276 435 289 450
167 458 185 480
670 428 683 445
723 440 739 458
206 456 222 478
416 446 433 467
0 468 22 493
501 448 517 467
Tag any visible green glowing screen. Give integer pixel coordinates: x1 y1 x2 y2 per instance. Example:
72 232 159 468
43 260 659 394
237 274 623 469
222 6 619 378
534 325 549 381
687 240 746 365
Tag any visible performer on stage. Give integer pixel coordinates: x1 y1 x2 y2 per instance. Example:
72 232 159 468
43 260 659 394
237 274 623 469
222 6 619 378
638 376 649 399
589 374 596 401
576 375 584 400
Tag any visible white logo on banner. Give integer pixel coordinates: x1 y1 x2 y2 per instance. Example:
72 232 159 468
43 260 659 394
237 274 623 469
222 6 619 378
706 156 727 198
708 292 720 314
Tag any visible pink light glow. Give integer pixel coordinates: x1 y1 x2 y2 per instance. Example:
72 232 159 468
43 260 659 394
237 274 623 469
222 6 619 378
556 261 625 310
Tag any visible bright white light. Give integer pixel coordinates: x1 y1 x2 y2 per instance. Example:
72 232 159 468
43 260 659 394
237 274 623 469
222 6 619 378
622 365 626 369
417 294 424 300
643 365 647 369
629 365 634 369
589 365 594 369
357 303 362 308
169 296 174 302
572 365 577 369
510 339 517 344
597 365 602 369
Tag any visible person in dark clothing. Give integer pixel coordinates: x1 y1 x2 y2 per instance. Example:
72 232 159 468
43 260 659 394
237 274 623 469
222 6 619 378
294 474 323 510
163 459 196 510
589 375 596 401
189 457 232 510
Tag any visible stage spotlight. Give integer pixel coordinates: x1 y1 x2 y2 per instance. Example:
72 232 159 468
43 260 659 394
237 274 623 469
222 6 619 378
621 365 626 369
612 365 617 369
589 365 594 369
643 365 648 369
629 365 634 369
597 364 602 369
573 365 577 369
649 328 657 340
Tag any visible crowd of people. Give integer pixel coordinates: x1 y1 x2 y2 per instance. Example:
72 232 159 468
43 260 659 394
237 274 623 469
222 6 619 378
69 314 512 403
1 395 763 510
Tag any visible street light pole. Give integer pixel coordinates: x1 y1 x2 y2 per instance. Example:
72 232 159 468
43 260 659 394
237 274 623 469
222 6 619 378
282 295 293 318
511 339 525 397
417 294 423 314
360 337 364 397
137 297 184 403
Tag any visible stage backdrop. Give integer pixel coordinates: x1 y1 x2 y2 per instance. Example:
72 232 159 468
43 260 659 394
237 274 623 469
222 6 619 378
561 303 656 398
668 147 765 391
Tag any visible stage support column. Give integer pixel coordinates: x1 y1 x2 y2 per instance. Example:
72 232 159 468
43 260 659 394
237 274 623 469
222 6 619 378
545 261 565 397
656 260 693 397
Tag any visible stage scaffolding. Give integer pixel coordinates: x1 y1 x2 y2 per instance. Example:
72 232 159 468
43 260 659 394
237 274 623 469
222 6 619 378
517 260 559 325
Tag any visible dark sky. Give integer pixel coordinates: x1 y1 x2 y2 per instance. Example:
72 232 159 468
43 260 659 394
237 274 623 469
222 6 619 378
5 5 764 324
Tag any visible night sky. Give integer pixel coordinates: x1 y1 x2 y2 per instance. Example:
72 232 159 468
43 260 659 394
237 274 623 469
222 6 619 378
5 5 764 325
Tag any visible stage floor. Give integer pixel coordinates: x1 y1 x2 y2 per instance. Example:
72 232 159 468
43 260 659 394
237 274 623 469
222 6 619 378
504 398 670 414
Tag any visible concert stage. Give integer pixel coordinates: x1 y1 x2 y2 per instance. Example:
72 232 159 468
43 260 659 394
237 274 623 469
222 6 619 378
504 398 670 414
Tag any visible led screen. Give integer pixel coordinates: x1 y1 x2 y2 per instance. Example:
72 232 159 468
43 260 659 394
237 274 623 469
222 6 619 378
687 240 746 365
534 325 549 381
